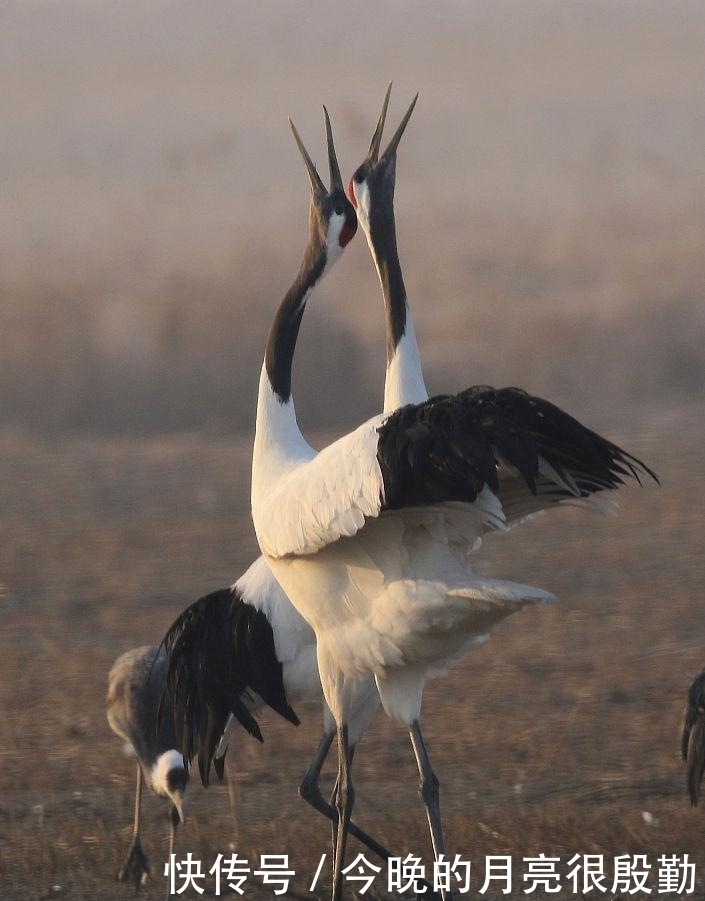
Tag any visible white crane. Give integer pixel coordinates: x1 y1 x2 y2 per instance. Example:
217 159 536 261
160 97 497 885
107 646 187 896
160 96 430 799
251 100 656 901
159 119 392 866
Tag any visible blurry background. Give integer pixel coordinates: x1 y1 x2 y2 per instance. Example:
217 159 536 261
2 0 704 436
2 2 705 899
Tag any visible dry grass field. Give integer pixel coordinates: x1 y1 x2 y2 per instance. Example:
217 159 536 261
2 1 705 899
2 418 704 900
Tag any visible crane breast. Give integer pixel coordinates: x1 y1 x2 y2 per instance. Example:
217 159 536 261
253 416 386 558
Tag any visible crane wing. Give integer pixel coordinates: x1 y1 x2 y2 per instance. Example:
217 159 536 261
255 387 655 561
377 386 656 524
160 585 299 786
254 415 387 558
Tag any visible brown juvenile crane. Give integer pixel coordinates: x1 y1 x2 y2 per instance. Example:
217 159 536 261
107 645 187 896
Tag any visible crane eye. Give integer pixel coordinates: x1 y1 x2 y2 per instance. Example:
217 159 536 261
352 167 365 184
334 204 345 216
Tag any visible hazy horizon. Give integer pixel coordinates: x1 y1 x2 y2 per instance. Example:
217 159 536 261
2 0 704 435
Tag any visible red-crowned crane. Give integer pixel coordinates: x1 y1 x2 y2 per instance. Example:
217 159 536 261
107 646 187 897
250 101 657 901
160 98 495 884
159 117 396 867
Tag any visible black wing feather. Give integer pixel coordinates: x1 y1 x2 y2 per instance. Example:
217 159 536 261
159 587 299 787
377 386 656 512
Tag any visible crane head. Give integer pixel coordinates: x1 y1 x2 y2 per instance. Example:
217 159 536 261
289 110 357 258
151 749 188 823
348 83 418 234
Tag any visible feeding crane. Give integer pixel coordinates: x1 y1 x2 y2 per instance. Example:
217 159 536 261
107 645 187 896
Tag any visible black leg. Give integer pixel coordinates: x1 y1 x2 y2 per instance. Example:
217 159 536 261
299 730 394 864
331 724 354 901
118 835 150 888
299 729 339 866
298 729 335 814
409 721 453 901
328 745 358 865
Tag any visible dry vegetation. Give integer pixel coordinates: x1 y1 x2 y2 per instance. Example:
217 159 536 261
2 422 704 901
2 1 705 899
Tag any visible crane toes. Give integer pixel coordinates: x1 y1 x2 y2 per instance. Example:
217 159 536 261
117 835 150 888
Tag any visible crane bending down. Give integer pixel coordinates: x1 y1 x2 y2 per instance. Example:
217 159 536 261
682 668 705 805
251 102 657 901
107 646 187 897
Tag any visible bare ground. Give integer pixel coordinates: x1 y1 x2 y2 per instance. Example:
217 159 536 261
1 415 703 900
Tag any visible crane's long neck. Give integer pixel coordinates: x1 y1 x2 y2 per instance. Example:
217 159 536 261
253 239 327 498
265 240 326 406
367 197 427 413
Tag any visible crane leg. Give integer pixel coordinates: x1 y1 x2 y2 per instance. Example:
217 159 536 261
409 721 453 901
331 724 354 901
117 765 150 887
299 730 393 864
132 764 142 839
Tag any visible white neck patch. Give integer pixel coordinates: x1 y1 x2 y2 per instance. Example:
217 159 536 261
325 210 348 269
354 181 372 236
150 749 185 797
384 322 428 412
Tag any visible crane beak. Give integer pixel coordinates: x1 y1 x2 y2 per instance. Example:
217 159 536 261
379 92 419 163
323 106 344 192
172 789 186 824
289 118 327 195
367 82 393 164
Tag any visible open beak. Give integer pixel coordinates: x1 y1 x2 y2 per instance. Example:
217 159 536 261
290 109 346 197
379 91 419 162
366 82 419 166
323 106 344 192
289 118 327 195
368 82 393 163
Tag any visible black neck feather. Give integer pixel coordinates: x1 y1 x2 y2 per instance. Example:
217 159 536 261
265 238 327 403
369 198 408 363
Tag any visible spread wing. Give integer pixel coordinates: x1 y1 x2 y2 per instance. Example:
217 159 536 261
255 387 656 560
